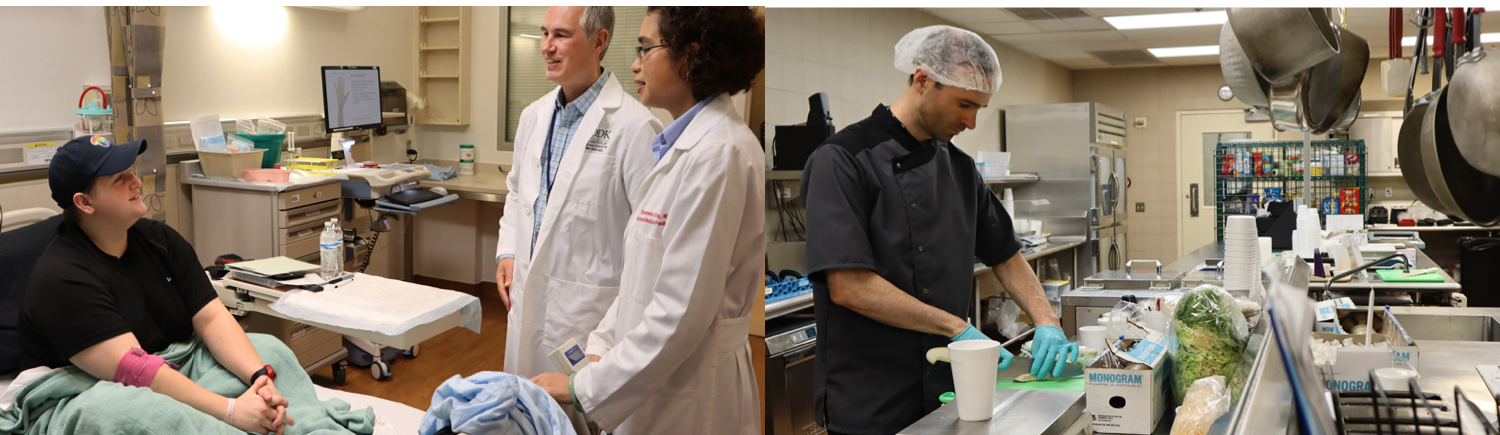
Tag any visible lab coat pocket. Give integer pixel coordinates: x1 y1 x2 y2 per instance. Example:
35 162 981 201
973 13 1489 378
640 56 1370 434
622 228 664 305
565 152 616 207
540 277 616 347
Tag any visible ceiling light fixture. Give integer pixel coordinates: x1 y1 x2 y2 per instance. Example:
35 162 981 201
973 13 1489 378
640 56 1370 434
1103 10 1227 30
1147 45 1220 58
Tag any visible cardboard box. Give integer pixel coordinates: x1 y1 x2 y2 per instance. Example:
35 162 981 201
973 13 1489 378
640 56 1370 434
1332 309 1419 368
1312 332 1393 391
1084 339 1171 434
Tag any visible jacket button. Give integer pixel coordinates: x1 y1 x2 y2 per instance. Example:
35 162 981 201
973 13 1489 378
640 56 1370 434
922 288 930 295
918 245 925 252
897 163 902 168
910 203 917 209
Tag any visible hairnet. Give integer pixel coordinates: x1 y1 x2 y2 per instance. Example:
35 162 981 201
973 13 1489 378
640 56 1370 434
893 25 1003 94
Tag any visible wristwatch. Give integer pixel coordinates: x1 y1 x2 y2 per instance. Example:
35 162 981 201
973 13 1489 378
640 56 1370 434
250 365 277 384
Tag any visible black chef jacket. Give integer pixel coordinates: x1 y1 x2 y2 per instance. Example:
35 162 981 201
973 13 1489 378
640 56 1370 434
800 104 1021 434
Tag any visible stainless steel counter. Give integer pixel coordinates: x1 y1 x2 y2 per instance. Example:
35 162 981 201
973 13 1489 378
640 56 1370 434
972 239 1088 275
1229 306 1500 434
897 389 1086 435
1171 242 1461 293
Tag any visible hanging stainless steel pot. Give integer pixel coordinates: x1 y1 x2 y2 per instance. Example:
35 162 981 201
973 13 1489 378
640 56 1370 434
1268 49 1342 132
1398 92 1446 212
1227 8 1341 82
1219 19 1270 108
1445 10 1500 178
1421 86 1500 226
1315 30 1369 132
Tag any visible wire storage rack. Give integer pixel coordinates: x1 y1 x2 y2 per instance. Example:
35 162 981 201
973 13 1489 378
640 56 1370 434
1215 140 1368 242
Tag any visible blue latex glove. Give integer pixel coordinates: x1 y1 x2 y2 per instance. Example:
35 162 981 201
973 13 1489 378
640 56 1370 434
951 325 1015 371
1030 325 1080 380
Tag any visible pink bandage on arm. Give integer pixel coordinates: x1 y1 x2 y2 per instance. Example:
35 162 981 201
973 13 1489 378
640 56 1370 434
113 347 174 387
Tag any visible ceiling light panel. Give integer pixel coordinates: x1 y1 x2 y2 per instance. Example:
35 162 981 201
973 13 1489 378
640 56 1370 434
1104 10 1227 30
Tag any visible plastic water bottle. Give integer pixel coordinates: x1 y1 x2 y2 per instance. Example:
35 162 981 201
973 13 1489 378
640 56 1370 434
320 219 344 280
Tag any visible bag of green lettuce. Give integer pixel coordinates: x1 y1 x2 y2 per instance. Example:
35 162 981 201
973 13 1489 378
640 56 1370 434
1170 284 1249 405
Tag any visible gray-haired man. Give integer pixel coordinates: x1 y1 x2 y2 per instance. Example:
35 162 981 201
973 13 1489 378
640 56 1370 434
495 7 662 427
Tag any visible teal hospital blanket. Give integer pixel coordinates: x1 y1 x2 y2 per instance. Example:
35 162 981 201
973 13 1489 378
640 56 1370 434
0 333 375 435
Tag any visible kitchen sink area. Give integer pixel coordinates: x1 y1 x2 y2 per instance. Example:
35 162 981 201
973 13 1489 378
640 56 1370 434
1394 313 1500 342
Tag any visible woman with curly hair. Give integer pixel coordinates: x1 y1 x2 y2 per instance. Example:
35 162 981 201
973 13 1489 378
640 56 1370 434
529 6 765 435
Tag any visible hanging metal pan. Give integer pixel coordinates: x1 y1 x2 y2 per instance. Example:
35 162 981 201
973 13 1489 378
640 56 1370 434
1268 48 1342 132
1398 92 1446 212
1228 8 1342 82
1421 86 1500 226
1220 19 1271 108
1314 30 1370 133
1445 12 1500 177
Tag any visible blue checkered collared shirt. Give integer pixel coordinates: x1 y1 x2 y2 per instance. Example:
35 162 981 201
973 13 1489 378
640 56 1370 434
500 71 611 261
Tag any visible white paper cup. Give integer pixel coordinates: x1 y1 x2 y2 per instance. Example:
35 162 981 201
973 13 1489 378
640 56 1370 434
1078 326 1107 352
948 340 1000 421
1374 368 1420 391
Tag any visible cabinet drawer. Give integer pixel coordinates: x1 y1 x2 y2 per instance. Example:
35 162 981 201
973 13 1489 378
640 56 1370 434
280 220 324 259
279 183 340 210
280 201 341 228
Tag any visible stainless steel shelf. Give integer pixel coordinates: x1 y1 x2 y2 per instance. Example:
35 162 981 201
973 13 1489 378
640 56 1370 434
765 292 814 320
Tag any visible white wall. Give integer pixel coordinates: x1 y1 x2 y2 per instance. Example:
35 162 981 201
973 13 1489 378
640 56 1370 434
163 6 416 122
764 8 1074 162
0 6 417 131
415 6 506 167
0 7 112 132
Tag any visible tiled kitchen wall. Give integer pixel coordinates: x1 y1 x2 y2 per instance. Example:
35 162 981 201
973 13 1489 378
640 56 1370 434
1072 65 1247 264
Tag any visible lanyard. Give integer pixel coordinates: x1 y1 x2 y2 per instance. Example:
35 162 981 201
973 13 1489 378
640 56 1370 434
541 104 564 196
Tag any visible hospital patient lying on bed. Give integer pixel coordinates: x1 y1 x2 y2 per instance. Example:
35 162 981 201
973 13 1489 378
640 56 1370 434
15 216 375 435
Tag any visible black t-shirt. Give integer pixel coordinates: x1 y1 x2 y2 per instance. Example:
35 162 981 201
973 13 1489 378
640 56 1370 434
800 104 1021 434
19 218 218 369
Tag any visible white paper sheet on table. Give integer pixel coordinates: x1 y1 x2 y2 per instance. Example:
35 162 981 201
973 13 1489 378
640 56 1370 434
188 114 223 152
270 273 481 337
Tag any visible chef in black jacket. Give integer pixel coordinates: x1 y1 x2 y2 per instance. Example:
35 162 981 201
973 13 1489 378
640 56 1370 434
800 25 1079 435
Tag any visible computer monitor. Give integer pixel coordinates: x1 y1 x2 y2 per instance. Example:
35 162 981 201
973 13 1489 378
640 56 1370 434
321 66 383 133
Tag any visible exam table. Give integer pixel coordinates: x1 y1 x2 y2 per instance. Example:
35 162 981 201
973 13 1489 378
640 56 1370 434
213 272 480 384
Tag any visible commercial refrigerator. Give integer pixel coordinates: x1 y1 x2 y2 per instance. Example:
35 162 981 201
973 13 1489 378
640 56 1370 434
1006 102 1129 274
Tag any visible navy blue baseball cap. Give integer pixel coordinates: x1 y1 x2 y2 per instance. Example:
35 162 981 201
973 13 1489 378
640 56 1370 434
48 135 147 209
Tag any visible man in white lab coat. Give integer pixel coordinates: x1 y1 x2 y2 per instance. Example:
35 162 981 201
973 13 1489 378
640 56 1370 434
496 5 661 396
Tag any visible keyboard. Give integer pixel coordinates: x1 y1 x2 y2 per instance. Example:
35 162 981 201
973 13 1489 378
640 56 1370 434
385 188 445 206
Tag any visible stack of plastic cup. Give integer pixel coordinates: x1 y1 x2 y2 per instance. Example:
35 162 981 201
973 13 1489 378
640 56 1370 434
1293 206 1322 259
1224 215 1260 291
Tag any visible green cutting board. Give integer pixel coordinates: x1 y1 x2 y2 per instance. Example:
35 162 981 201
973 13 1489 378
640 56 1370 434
995 375 1086 391
1375 269 1445 283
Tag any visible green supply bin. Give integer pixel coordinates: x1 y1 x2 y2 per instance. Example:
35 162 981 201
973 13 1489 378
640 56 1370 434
231 132 286 168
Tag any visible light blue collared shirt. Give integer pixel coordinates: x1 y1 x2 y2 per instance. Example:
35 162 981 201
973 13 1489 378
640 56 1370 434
499 71 611 262
651 95 716 163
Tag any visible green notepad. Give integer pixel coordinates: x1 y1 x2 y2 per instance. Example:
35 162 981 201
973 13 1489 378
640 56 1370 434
995 375 1087 391
1375 269 1445 283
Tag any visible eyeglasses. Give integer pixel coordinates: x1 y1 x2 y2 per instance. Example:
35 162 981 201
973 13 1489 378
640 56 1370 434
635 44 664 59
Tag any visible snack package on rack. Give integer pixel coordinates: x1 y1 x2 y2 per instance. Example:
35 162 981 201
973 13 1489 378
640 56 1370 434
1170 285 1249 405
1170 375 1230 435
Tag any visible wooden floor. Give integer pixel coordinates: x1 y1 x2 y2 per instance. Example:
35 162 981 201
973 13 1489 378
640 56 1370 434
312 281 768 427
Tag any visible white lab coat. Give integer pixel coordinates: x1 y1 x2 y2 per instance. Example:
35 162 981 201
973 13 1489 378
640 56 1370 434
574 95 765 434
497 75 662 379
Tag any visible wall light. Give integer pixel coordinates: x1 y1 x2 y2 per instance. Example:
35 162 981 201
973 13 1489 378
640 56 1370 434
214 5 288 44
519 34 542 39
1147 45 1220 58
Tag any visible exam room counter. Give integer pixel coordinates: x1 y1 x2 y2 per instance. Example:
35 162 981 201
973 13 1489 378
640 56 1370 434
417 159 510 203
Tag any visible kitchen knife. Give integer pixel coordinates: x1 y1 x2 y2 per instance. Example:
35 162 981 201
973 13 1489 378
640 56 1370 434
1009 356 1085 380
